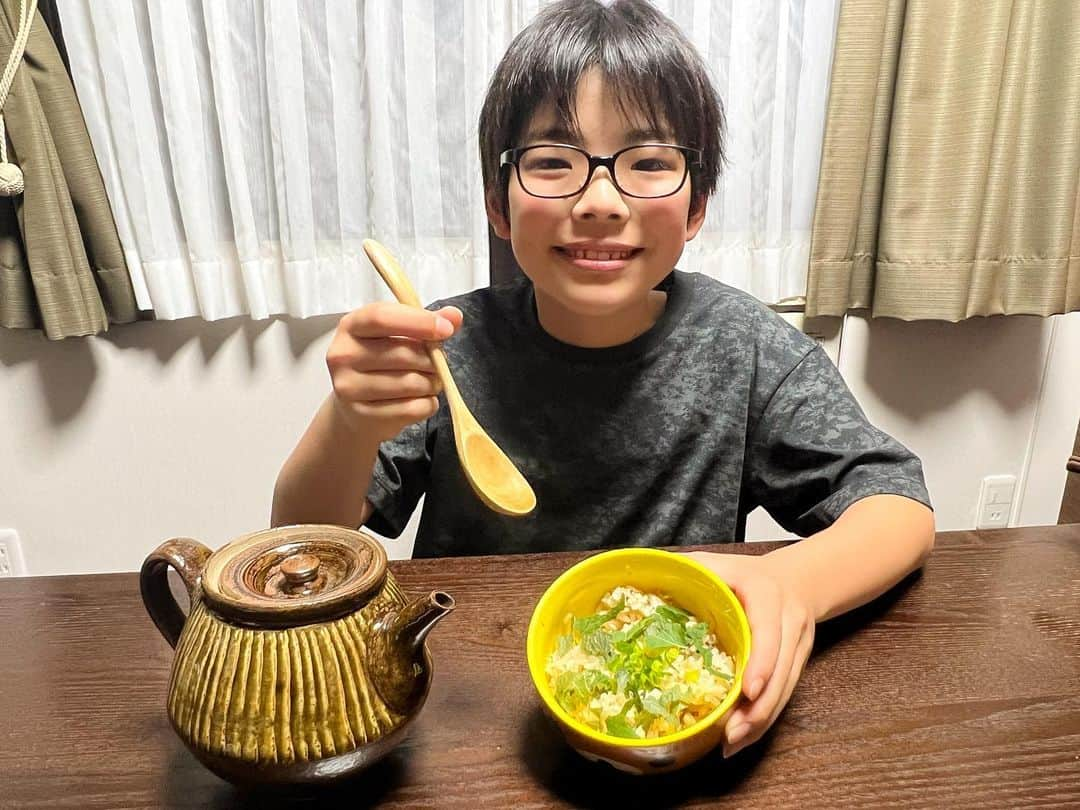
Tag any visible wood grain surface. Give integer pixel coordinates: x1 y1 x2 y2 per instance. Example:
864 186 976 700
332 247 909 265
2 527 1079 808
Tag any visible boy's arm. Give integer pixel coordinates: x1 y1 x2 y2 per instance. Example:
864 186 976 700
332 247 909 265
764 493 935 621
271 394 378 529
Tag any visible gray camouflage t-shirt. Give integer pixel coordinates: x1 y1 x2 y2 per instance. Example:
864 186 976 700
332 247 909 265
365 271 931 557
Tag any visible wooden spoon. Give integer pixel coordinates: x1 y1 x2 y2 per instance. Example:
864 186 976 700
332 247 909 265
362 239 537 517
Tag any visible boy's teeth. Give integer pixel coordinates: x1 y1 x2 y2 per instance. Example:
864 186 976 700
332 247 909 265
567 248 633 260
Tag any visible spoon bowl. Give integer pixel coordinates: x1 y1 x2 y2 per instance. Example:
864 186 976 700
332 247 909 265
362 239 536 517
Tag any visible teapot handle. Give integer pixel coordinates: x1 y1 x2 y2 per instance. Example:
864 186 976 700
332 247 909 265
139 538 212 648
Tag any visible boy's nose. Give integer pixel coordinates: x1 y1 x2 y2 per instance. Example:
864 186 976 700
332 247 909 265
572 169 630 221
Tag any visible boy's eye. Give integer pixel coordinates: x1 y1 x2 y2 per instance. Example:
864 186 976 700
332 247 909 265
621 146 683 175
630 158 673 172
524 157 573 172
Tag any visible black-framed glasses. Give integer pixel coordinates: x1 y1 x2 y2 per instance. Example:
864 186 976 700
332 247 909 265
499 143 703 199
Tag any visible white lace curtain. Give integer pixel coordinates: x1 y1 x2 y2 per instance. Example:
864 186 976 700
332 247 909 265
56 0 838 320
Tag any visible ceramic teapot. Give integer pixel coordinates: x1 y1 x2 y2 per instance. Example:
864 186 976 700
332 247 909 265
140 524 454 785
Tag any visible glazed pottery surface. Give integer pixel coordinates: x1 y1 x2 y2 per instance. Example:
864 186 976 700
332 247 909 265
140 524 454 785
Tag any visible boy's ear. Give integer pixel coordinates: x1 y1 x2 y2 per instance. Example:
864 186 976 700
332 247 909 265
486 192 511 240
685 194 708 242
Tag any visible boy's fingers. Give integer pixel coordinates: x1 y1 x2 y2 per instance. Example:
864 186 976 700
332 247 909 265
332 369 442 403
333 337 436 372
724 627 811 758
726 618 794 735
342 302 456 341
721 574 779 703
680 552 777 702
343 395 441 424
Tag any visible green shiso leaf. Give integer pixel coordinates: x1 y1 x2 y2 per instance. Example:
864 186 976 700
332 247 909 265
555 633 574 657
581 629 612 657
573 598 625 636
655 604 690 623
642 619 687 651
640 692 667 717
605 714 639 739
554 669 615 712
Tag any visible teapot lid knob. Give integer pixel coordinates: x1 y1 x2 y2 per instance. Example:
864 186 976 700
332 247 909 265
281 553 320 588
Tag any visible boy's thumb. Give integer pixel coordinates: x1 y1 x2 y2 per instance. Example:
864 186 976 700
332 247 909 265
438 305 464 331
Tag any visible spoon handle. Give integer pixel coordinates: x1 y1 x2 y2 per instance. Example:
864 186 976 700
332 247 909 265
362 239 465 406
426 344 465 405
362 239 423 308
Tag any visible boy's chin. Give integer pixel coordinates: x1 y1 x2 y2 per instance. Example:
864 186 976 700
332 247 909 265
550 285 652 318
527 268 664 315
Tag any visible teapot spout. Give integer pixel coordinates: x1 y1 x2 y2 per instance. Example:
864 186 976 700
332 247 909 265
371 591 455 715
392 591 456 655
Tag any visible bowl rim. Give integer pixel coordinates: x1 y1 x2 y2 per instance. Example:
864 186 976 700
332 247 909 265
526 547 751 748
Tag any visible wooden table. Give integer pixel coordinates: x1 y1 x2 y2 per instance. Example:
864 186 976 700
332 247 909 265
2 526 1079 808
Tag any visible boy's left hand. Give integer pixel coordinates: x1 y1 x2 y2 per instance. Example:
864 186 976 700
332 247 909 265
681 551 816 757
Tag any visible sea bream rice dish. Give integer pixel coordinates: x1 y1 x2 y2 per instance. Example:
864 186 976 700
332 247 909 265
546 586 735 739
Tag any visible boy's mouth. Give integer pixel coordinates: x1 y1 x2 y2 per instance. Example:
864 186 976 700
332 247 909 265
554 244 643 270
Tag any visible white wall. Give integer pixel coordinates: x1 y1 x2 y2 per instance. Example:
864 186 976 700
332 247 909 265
2 310 1078 576
840 312 1079 530
0 315 412 575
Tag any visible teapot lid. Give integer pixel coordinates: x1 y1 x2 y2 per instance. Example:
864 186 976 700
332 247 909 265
200 525 388 627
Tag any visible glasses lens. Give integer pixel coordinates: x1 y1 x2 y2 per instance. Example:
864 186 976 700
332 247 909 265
517 146 589 197
614 145 687 197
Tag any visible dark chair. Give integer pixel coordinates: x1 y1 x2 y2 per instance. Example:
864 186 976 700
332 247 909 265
1060 420 1080 524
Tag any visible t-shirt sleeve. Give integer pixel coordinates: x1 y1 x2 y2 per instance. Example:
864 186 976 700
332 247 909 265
364 419 432 538
745 344 932 536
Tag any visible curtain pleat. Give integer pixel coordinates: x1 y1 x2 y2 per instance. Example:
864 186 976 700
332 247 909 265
0 0 136 339
807 0 1080 321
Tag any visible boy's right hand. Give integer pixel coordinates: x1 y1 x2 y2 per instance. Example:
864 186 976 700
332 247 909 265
326 302 464 441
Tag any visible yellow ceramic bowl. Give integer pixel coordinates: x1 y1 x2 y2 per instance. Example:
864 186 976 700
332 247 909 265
526 548 752 774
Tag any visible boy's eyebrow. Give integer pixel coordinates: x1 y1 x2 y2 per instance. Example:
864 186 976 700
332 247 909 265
523 125 675 148
524 124 579 144
623 127 672 144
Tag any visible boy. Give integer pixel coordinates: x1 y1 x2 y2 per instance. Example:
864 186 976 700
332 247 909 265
273 0 934 759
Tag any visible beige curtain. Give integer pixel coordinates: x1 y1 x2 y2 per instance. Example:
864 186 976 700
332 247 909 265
806 0 1080 321
0 0 136 339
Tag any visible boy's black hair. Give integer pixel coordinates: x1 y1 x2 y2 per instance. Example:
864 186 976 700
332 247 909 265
479 0 726 218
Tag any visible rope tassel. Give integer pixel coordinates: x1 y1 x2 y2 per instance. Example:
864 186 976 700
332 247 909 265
0 0 39 197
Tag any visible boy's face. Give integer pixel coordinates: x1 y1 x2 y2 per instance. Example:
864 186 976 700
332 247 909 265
488 70 707 348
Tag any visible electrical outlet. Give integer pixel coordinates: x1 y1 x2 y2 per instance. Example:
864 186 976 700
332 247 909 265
976 476 1016 530
980 503 1010 529
0 529 26 577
